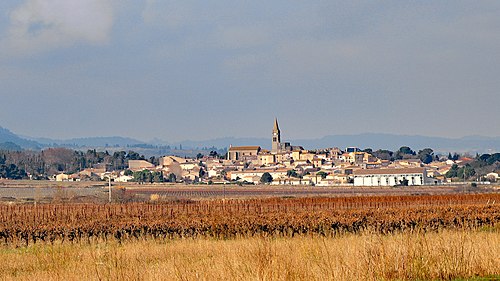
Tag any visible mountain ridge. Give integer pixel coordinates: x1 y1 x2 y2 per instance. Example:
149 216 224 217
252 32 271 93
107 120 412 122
0 127 41 149
2 125 499 153
25 136 145 147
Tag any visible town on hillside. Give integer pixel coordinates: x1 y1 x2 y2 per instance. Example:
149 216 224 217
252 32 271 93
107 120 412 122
41 119 499 187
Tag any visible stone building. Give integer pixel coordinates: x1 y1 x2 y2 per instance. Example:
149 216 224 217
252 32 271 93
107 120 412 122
227 146 261 161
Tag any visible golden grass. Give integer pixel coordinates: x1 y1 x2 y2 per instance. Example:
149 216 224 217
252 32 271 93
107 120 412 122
0 229 498 281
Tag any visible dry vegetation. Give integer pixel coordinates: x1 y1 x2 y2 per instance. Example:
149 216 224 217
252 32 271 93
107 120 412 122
0 230 499 280
0 193 499 280
0 194 499 246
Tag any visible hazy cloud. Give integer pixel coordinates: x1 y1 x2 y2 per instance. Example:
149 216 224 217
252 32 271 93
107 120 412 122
3 0 114 56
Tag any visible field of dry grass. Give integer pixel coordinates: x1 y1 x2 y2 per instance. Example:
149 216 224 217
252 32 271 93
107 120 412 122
0 229 498 280
0 194 498 280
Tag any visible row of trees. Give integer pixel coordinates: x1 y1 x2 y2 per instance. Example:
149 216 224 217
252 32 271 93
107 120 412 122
0 148 147 179
363 146 438 164
0 164 26 180
444 153 500 180
0 155 26 179
128 170 178 183
445 164 476 180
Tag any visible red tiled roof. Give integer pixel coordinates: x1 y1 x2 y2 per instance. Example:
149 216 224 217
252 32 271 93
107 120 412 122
229 146 261 151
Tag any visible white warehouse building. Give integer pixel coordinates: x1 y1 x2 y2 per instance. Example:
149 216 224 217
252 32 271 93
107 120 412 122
353 168 428 187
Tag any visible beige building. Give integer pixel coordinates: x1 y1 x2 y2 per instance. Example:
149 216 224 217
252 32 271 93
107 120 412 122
179 162 198 171
160 156 187 167
328 148 342 160
363 153 377 163
271 177 308 185
312 157 324 167
128 160 155 171
79 168 106 177
158 156 187 178
394 159 423 168
227 146 261 161
55 173 69 182
274 152 291 163
259 153 276 165
290 150 316 162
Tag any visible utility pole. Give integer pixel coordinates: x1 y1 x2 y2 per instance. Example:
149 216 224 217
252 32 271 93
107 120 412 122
108 175 112 203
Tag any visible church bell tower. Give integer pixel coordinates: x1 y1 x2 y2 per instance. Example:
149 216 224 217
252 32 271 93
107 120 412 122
272 118 281 154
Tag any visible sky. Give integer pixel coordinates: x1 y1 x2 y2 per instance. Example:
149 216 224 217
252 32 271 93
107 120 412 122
0 1 499 142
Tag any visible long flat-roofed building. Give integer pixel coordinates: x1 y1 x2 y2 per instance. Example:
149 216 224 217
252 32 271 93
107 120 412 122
227 146 261 161
353 167 428 186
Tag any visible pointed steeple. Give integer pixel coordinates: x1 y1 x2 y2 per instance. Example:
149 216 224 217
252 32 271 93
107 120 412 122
272 118 281 154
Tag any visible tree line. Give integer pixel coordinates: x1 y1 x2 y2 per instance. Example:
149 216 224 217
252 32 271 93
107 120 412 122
0 148 148 180
362 146 439 164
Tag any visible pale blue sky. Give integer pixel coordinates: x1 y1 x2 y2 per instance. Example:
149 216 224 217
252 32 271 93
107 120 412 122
0 1 499 142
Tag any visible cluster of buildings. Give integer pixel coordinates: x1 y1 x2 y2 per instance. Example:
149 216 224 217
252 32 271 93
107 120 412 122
54 119 482 187
222 119 438 186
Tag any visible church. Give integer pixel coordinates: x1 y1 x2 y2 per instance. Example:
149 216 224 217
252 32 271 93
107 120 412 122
227 118 303 161
271 118 303 154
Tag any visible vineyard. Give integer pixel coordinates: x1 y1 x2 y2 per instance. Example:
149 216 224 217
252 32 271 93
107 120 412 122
0 193 499 246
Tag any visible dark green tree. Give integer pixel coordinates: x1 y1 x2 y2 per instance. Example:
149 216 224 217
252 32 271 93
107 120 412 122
286 170 298 178
446 164 476 180
459 164 476 179
149 156 159 166
316 171 328 179
418 148 434 164
399 179 409 186
446 164 459 178
0 163 27 179
152 171 164 182
396 146 416 159
168 173 177 183
126 151 143 160
372 149 394 161
260 172 273 184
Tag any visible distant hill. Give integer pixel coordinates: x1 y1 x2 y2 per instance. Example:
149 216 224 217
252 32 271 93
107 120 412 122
171 137 270 150
0 142 23 151
29 136 146 147
2 124 499 154
0 127 41 150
